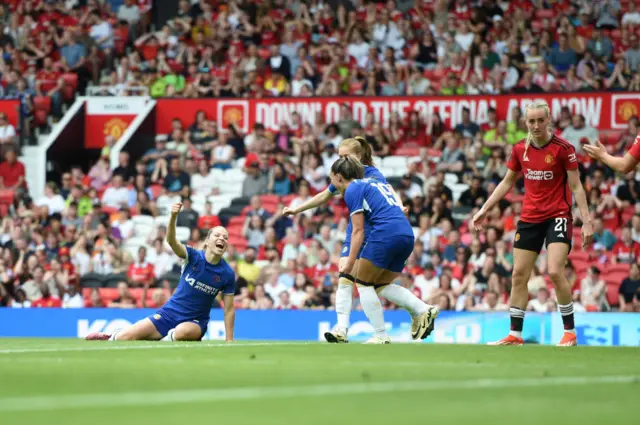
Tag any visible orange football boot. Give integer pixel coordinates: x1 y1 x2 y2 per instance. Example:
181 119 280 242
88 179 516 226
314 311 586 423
556 332 577 346
488 334 524 346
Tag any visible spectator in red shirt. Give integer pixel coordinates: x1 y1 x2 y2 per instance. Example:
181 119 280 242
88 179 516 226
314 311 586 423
127 246 155 286
31 284 62 308
197 201 221 230
0 148 26 191
612 227 640 264
36 57 64 119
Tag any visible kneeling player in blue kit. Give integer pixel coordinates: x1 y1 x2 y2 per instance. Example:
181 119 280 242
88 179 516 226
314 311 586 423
86 202 236 342
329 156 438 344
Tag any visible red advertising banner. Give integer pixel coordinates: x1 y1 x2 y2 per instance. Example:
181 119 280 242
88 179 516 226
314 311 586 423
155 92 640 136
84 97 148 149
0 100 20 128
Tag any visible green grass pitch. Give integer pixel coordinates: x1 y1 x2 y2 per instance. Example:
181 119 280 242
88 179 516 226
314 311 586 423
0 339 638 425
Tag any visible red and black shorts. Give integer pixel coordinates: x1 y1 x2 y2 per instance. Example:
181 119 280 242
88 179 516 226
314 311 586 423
514 218 573 254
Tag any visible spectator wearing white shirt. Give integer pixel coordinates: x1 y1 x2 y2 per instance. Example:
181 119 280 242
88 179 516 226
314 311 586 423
413 265 440 302
113 208 134 240
561 114 600 151
372 10 405 53
454 20 474 52
0 113 16 149
302 154 327 192
36 182 66 216
347 30 371 68
150 239 175 278
62 285 84 308
264 270 289 307
622 3 640 25
89 11 114 50
9 288 31 308
281 231 308 265
102 175 130 208
290 67 314 97
211 132 236 170
117 0 141 26
190 159 218 196
288 181 315 218
527 288 555 312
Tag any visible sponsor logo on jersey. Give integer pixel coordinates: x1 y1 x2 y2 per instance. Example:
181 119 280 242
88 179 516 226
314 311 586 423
185 273 221 296
524 169 554 180
544 154 554 164
153 314 161 320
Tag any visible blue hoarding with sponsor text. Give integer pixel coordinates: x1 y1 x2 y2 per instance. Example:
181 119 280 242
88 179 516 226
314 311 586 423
0 309 638 346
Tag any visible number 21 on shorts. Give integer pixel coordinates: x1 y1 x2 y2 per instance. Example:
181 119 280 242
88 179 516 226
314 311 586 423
554 218 568 234
372 183 400 207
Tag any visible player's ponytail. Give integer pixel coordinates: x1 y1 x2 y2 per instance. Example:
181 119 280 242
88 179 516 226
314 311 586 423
523 101 552 158
331 156 365 180
354 136 374 166
339 137 374 166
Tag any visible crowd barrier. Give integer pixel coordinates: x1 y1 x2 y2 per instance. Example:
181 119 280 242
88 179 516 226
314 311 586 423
0 309 638 346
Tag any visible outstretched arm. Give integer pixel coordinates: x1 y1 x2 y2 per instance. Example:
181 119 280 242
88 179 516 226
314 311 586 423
166 203 187 259
471 169 519 231
283 188 334 215
583 140 639 174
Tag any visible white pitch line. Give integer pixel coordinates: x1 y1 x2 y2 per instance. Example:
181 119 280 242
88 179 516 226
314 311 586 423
0 341 311 355
0 375 636 412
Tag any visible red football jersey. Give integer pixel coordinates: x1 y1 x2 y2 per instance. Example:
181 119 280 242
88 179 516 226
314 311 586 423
612 241 640 264
507 136 578 223
627 134 640 161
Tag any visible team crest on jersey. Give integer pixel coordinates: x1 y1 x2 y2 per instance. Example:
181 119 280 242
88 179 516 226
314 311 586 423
215 276 221 282
515 233 520 242
544 154 554 164
154 314 161 320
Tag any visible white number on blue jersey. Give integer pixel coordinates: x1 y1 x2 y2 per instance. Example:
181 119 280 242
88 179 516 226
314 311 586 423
371 183 400 207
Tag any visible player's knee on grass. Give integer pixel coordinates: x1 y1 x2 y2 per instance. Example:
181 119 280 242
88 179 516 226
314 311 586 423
114 328 138 341
174 322 203 341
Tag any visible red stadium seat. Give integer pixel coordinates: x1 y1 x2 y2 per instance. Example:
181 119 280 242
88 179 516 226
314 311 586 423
259 194 280 206
0 189 15 205
605 282 620 307
395 146 420 156
33 96 52 127
608 263 631 274
281 194 297 206
228 216 245 227
62 73 79 101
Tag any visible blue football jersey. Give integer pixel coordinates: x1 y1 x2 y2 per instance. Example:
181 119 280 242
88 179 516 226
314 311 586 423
343 179 413 243
328 165 387 195
162 246 235 321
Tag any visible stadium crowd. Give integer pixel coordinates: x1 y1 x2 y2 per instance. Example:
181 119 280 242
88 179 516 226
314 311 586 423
0 0 639 313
